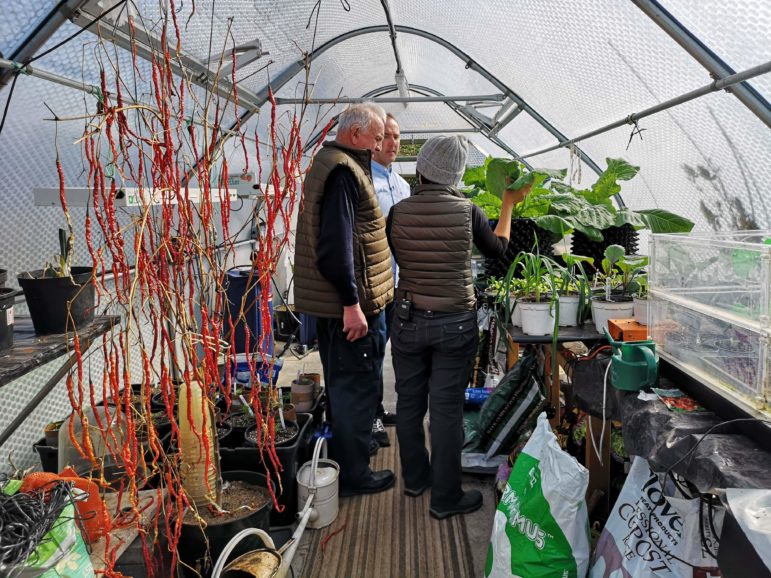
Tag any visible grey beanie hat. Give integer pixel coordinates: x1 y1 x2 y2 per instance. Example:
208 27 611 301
416 135 469 186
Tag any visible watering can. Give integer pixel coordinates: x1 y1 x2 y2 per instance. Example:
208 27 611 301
603 329 659 391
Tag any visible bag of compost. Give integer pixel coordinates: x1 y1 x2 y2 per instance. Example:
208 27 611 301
485 412 590 578
589 457 723 578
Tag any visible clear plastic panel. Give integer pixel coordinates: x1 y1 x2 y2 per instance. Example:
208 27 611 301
659 0 771 71
575 90 771 232
649 294 768 411
649 231 771 329
0 0 57 56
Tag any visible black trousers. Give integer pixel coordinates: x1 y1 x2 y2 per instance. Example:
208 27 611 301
317 312 386 488
376 299 396 419
391 309 478 508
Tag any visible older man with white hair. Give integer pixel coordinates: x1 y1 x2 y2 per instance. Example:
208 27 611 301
294 102 396 497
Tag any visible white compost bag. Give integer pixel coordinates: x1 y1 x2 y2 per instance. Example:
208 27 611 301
589 457 723 578
485 412 590 578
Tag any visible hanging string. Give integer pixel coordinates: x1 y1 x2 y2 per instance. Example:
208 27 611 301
568 142 582 187
626 117 647 150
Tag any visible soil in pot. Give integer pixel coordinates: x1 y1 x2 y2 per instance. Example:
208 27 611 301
244 422 298 448
0 269 6 288
178 472 272 577
17 266 95 334
217 420 233 446
222 412 256 447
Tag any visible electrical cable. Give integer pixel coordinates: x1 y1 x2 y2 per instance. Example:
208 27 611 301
587 358 611 466
27 0 129 65
0 72 19 139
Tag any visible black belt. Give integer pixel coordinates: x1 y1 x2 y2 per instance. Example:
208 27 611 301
411 308 474 319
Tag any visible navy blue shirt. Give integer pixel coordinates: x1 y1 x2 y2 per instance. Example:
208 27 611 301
316 166 361 306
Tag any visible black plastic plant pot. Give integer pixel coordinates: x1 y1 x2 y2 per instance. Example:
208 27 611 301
244 421 299 448
17 266 95 335
220 413 314 527
217 419 234 446
0 287 19 352
221 413 257 448
0 268 7 287
178 471 272 578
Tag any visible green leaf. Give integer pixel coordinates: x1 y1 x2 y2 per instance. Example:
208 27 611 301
604 244 626 266
486 158 521 197
637 209 695 233
470 191 502 219
462 165 486 188
509 171 534 190
606 158 640 181
590 158 640 201
613 209 647 229
547 193 588 216
577 187 615 208
572 204 616 231
572 221 604 242
533 215 574 239
534 167 568 180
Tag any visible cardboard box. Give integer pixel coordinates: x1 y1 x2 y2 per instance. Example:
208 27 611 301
608 319 649 342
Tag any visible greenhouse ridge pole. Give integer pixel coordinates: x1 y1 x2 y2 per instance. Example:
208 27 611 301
303 84 530 166
520 59 771 160
633 0 771 128
275 94 505 104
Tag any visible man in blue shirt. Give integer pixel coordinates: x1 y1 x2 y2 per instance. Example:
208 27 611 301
370 113 411 448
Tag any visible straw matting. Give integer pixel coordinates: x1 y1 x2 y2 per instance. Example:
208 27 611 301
296 433 483 578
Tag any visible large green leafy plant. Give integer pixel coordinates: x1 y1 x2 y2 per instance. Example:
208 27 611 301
463 157 695 241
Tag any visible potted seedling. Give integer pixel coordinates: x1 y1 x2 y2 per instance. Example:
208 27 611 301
17 228 95 334
591 245 649 333
555 254 594 327
504 251 561 336
633 273 649 325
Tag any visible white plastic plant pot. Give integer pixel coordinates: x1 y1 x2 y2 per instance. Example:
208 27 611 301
519 301 556 336
510 302 522 327
633 296 648 326
557 295 580 327
591 298 634 334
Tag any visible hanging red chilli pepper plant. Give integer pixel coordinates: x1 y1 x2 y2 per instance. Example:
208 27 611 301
51 3 336 575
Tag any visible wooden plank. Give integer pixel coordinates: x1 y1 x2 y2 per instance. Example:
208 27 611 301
89 489 163 574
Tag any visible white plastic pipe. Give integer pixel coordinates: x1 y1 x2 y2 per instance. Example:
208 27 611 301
210 528 276 578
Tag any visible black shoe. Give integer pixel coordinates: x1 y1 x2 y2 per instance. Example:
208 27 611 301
369 438 380 456
381 410 397 427
339 470 396 497
404 480 431 498
430 490 483 520
372 418 390 447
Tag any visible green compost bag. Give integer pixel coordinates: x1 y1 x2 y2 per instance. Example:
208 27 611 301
465 350 545 458
485 412 591 578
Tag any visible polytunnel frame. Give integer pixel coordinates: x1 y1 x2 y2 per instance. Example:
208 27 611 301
302 83 532 169
5 3 770 201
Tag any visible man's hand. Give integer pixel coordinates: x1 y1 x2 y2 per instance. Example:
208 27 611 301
343 304 368 341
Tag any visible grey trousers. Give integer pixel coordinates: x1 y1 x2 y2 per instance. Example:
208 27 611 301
391 309 478 508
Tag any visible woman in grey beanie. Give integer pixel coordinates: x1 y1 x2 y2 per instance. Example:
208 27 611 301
386 135 531 519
